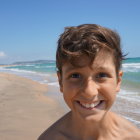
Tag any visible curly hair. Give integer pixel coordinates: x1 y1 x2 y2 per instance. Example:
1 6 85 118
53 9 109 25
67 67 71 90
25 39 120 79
56 24 125 75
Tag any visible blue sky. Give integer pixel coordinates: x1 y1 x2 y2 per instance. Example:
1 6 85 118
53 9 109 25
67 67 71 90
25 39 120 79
0 0 140 64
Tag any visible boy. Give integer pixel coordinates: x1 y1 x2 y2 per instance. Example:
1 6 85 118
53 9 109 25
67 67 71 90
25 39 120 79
38 24 140 140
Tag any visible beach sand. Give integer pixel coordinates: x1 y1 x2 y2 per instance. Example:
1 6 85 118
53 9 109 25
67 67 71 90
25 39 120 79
0 73 65 140
0 73 139 140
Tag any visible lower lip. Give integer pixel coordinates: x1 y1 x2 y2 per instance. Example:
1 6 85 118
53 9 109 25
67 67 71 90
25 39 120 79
76 101 104 110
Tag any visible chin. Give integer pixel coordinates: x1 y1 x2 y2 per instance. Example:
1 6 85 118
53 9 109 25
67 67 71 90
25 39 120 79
80 110 107 122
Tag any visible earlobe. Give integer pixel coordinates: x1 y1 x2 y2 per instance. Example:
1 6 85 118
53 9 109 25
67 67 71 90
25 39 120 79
116 71 123 92
57 71 63 93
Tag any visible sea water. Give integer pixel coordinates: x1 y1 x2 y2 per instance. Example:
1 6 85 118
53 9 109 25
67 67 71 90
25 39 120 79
0 57 140 127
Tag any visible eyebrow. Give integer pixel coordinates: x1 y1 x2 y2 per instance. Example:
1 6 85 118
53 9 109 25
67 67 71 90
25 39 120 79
93 66 114 72
95 66 110 70
64 66 78 73
64 65 113 74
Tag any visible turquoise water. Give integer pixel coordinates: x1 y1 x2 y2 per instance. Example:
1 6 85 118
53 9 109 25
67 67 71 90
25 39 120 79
122 57 140 89
0 57 140 88
0 57 140 89
4 62 56 73
2 57 140 85
123 57 140 63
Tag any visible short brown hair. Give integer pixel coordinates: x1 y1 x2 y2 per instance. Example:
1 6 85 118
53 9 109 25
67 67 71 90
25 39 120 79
56 24 125 74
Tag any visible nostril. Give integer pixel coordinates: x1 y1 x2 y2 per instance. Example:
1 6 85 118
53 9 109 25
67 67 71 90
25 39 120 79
82 89 98 98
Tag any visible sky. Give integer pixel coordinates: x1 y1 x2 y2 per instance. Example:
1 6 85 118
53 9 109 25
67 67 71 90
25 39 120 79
0 0 140 64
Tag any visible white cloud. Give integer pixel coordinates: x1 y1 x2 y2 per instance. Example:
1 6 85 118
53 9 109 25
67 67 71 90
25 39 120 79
0 51 6 58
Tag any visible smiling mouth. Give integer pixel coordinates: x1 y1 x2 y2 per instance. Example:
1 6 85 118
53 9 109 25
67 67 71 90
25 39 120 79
76 100 104 110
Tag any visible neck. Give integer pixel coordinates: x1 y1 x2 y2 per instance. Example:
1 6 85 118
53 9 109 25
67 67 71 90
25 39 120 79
70 111 118 140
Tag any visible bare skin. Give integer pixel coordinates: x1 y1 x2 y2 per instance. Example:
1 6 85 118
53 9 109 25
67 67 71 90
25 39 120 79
38 55 140 140
38 111 140 140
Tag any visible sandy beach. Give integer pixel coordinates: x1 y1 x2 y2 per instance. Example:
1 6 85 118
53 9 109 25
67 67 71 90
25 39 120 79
0 73 65 140
0 72 139 140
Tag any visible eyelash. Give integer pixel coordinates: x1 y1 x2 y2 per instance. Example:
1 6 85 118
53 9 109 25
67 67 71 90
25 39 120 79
68 72 109 80
70 73 81 79
96 72 109 79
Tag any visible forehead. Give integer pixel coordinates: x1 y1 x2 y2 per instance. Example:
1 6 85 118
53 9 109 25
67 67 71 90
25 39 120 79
62 54 115 73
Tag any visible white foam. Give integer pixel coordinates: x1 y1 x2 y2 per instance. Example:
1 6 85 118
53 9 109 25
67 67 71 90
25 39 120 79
47 82 59 87
8 68 37 74
118 89 140 102
123 63 140 66
45 66 55 68
0 67 52 85
120 89 139 95
124 116 140 125
39 80 48 84
24 64 34 66
0 67 5 70
117 95 140 102
0 67 49 76
122 63 140 72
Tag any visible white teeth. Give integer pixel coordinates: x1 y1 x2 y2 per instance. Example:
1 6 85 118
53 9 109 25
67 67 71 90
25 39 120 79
80 101 100 108
94 101 100 107
90 103 95 108
86 104 90 108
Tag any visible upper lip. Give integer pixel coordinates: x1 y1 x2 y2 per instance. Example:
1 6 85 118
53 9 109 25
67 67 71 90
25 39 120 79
76 100 103 104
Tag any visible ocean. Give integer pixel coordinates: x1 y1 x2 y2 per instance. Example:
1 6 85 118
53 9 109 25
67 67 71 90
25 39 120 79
0 57 140 127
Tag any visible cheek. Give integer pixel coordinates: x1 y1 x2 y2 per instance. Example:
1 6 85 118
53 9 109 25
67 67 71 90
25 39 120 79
62 84 76 100
101 84 117 100
63 90 76 100
63 82 80 94
63 91 75 110
62 83 79 107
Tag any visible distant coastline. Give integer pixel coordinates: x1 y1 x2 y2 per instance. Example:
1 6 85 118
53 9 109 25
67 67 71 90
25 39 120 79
12 60 55 65
1 57 140 66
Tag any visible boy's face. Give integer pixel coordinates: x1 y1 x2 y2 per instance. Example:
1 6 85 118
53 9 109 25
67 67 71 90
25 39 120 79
57 54 122 121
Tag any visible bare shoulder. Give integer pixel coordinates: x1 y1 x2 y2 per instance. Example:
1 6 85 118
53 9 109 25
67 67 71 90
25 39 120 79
120 116 140 139
112 112 140 139
38 112 72 140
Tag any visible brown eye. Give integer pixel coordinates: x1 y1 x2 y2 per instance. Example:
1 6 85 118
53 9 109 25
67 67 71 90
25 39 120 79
71 73 81 78
96 73 108 78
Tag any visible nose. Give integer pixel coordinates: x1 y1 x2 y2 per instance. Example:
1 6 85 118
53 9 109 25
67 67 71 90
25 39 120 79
80 78 99 99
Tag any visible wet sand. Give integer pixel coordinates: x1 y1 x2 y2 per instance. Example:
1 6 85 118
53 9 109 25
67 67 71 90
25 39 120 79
0 73 66 140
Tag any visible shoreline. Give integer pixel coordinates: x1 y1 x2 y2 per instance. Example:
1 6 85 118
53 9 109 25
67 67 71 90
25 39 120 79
0 72 66 140
111 96 140 128
0 72 139 140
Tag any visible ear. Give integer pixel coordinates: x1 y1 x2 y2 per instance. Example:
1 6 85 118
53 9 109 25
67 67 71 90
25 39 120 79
57 71 63 93
116 71 123 92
